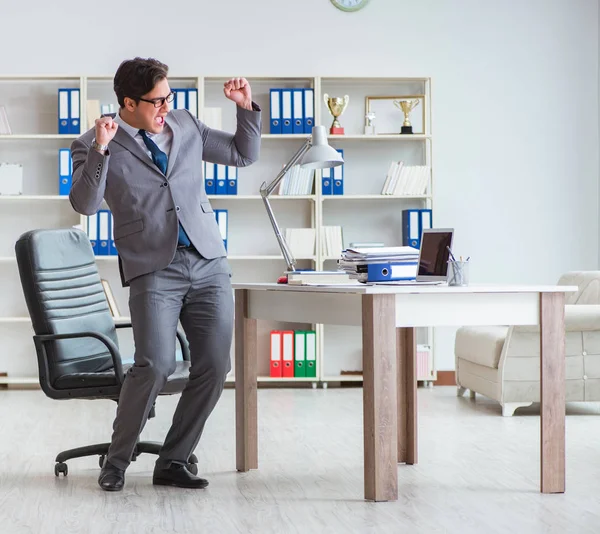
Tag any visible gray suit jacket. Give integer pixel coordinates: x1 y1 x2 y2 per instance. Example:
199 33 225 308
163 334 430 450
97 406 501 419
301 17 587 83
70 106 261 286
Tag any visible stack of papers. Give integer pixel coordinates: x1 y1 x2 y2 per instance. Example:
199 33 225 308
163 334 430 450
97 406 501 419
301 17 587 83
338 246 420 283
287 270 358 286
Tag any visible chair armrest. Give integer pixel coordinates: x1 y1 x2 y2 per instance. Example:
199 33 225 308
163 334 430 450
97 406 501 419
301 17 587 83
114 323 190 362
33 331 124 386
565 305 600 331
514 305 600 333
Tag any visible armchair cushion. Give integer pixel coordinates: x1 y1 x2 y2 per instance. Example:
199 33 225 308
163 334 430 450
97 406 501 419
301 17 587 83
455 326 509 369
54 361 191 393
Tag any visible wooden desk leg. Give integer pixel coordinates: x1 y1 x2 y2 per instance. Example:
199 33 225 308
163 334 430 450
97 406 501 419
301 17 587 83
397 327 417 465
362 294 398 502
540 291 566 493
235 289 258 472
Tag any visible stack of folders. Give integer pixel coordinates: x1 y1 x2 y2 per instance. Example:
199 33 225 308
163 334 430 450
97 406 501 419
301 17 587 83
339 246 420 283
171 88 199 118
269 88 314 135
381 162 430 196
277 164 315 195
270 330 317 378
58 88 80 134
87 210 118 256
204 163 238 195
321 149 344 195
86 209 228 255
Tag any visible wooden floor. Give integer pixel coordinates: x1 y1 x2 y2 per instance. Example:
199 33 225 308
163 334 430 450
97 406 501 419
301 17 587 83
1 386 600 534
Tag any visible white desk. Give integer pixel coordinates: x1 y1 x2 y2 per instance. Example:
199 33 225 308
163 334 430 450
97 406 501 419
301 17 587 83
233 283 577 502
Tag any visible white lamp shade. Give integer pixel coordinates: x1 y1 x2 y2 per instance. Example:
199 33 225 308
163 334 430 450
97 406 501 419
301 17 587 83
299 125 344 169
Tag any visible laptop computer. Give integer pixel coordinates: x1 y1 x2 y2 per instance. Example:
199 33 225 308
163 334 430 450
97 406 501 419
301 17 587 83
366 228 454 285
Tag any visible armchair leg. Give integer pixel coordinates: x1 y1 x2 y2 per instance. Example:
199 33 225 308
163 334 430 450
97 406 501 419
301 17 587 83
502 402 533 417
457 386 467 397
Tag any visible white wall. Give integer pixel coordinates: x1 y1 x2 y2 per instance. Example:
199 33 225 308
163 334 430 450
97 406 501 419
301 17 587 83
1 0 598 369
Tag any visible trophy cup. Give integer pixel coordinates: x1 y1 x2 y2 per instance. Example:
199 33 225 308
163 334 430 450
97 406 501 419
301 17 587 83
393 98 420 134
323 93 349 135
364 111 376 135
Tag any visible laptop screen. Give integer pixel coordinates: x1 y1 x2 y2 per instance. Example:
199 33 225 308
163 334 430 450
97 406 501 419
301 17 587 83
418 230 453 277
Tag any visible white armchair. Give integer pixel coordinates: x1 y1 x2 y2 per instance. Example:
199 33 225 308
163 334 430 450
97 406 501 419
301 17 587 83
454 271 600 416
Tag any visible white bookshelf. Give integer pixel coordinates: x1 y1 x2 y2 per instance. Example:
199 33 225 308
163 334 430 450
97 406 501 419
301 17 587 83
0 74 436 387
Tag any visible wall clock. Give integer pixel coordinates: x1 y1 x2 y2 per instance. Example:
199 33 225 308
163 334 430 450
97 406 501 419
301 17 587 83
330 0 370 12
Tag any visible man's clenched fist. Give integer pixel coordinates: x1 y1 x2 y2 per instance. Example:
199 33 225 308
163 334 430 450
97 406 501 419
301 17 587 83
95 116 119 146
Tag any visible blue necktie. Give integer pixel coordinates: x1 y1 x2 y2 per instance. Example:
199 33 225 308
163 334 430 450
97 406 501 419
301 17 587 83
139 129 191 247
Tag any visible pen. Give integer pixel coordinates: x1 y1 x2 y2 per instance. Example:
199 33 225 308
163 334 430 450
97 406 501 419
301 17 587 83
446 245 457 262
466 256 470 262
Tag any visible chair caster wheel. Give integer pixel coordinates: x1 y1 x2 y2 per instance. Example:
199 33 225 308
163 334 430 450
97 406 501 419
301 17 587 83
55 462 68 477
99 455 106 468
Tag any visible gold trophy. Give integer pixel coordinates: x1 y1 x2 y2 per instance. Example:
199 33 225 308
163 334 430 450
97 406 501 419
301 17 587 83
323 93 349 135
393 98 420 134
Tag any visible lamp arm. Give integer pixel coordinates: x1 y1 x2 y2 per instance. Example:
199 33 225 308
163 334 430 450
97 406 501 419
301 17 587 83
259 137 312 273
260 137 312 196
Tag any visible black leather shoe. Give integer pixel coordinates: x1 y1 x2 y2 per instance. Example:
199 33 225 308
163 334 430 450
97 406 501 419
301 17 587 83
153 462 208 489
98 460 125 492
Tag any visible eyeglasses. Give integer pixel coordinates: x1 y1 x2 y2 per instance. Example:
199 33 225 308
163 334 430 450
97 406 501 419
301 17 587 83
138 92 175 108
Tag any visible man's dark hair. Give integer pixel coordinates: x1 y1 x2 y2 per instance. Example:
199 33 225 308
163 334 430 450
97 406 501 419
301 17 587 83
113 57 169 108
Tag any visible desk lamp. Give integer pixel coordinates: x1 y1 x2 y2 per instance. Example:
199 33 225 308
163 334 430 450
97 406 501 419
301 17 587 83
259 125 344 283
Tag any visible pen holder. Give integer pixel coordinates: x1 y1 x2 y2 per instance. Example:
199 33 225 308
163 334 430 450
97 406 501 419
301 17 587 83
448 260 469 286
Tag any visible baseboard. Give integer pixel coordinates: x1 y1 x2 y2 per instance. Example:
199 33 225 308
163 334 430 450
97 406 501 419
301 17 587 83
434 371 456 386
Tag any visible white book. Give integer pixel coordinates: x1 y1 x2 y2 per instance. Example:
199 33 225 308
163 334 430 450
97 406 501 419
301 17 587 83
0 106 11 135
381 161 395 195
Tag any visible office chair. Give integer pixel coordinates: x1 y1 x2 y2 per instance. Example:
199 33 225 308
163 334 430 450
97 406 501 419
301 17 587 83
15 228 197 477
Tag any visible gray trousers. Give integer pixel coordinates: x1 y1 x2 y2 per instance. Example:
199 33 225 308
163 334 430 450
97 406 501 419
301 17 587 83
107 248 233 471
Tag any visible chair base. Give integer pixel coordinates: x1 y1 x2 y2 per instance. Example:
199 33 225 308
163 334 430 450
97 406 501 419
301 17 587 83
54 442 198 476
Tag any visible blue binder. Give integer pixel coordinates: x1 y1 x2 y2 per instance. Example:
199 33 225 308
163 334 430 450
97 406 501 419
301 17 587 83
173 88 187 110
58 89 69 134
215 164 227 194
281 89 293 134
68 89 80 134
402 208 433 248
333 149 344 195
269 89 282 134
186 88 198 117
366 261 418 282
322 167 332 195
87 214 99 254
58 148 71 196
204 162 216 195
292 89 304 134
227 165 238 195
109 212 118 255
97 210 111 256
303 88 314 134
215 209 228 251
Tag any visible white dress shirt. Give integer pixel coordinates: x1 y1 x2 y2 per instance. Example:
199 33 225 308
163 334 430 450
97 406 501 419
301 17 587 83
114 111 174 160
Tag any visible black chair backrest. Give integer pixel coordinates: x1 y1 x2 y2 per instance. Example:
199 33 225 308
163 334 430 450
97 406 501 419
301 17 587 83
15 228 119 383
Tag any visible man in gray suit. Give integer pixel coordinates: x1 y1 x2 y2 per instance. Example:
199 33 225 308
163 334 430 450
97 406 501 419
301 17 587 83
69 57 261 492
